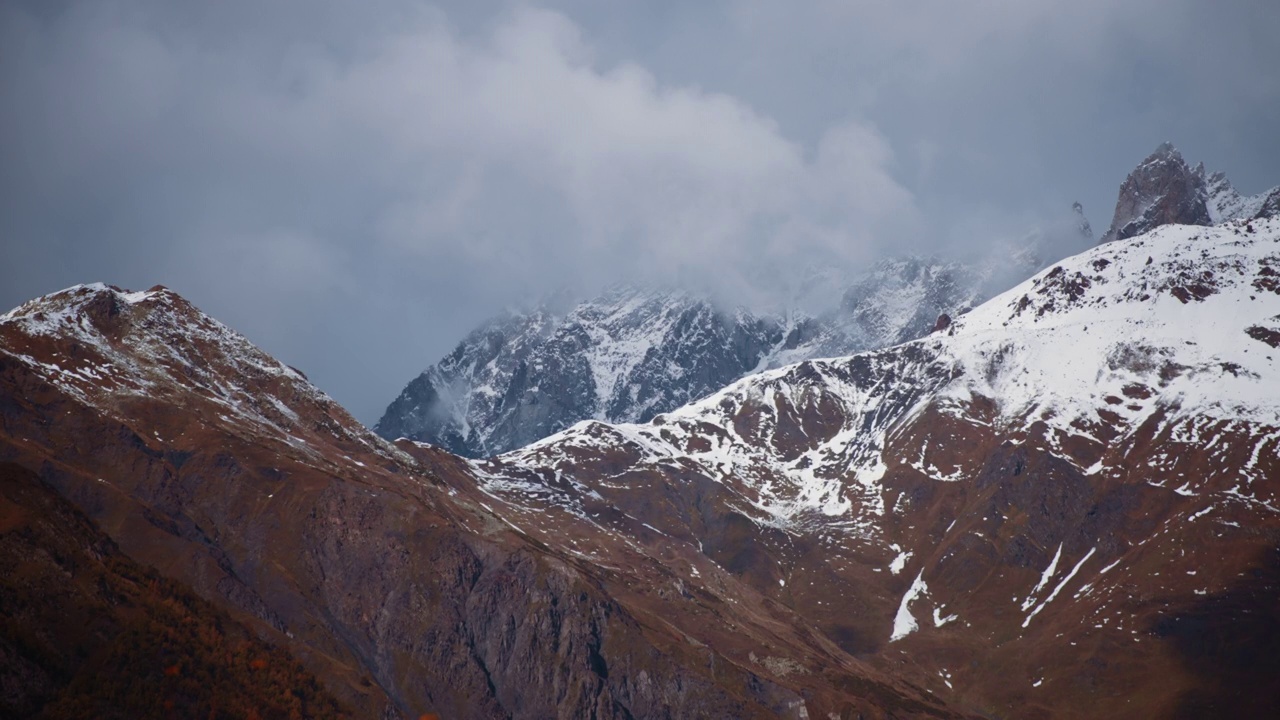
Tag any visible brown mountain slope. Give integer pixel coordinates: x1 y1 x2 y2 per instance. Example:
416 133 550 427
0 461 351 720
0 284 967 719
6 217 1277 719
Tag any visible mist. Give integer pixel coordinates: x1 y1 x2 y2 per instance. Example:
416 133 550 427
2 0 1278 423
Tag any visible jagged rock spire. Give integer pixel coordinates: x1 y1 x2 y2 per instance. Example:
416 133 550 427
1099 142 1280 244
1099 143 1210 243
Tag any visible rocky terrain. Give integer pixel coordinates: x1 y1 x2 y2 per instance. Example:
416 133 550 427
0 462 351 720
0 284 966 719
478 215 1280 718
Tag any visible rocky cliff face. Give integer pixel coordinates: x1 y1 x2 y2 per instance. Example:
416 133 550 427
1101 142 1279 243
0 284 967 720
376 288 785 458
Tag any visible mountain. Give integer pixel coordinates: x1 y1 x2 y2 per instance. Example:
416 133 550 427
6 143 1278 718
377 244 1059 458
476 215 1280 718
1100 142 1280 243
3 212 1278 717
0 283 968 719
376 287 786 458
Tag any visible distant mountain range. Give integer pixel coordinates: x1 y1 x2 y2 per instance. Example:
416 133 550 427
2 143 1278 719
376 212 1091 457
379 142 1279 462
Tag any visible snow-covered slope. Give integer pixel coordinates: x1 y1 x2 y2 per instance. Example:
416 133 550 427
492 217 1279 527
473 216 1280 717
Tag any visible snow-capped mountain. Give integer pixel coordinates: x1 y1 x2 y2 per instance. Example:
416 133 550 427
375 286 787 457
3 214 1278 719
475 214 1280 718
491 217 1280 532
0 282 964 719
1100 142 1279 243
7 142 1278 720
377 242 1062 457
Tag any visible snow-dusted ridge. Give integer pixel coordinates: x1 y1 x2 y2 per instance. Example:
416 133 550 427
1206 170 1279 225
377 244 1056 458
0 282 412 469
484 218 1280 532
377 285 790 457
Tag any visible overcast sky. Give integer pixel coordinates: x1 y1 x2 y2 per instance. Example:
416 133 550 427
3 0 1279 424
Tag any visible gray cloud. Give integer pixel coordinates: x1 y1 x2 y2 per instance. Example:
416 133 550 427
2 0 1278 423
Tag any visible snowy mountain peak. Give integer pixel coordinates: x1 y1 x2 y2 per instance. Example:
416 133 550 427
379 195 1103 459
375 284 787 457
1 282 300 395
1206 169 1280 224
0 282 401 468
490 215 1280 537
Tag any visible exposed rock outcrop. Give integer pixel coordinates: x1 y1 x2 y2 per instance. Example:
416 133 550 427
1100 143 1211 243
1101 142 1279 243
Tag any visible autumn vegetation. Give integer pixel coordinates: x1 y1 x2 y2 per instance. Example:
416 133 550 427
0 463 350 720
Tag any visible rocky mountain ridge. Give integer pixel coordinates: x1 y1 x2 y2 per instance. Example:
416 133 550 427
3 143 1279 719
2 214 1278 717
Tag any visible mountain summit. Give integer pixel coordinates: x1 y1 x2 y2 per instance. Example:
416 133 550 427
1100 142 1279 243
375 286 787 457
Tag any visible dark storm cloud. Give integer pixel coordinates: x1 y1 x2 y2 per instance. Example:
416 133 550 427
2 0 1278 423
